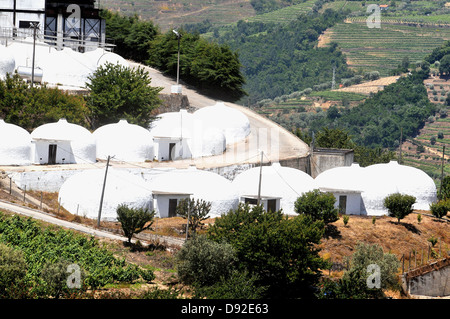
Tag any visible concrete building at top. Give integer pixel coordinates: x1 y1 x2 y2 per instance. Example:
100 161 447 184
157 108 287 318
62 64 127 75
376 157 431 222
0 0 107 51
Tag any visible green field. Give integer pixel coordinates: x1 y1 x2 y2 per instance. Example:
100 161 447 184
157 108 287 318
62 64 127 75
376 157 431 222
325 22 450 76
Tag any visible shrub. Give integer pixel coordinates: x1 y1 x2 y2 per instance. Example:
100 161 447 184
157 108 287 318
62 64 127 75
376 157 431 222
343 215 349 226
176 235 237 287
294 189 339 224
429 200 450 220
176 198 211 237
383 193 416 224
0 243 27 298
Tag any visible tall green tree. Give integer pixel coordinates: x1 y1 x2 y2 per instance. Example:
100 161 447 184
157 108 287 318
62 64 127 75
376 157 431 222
86 63 162 128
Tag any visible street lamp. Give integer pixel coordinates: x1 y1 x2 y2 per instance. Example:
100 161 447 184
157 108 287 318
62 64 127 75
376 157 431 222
172 29 181 85
30 22 40 88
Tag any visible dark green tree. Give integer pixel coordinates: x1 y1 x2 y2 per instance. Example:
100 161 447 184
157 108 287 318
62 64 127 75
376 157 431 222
439 54 450 75
383 193 416 224
439 176 450 200
116 204 156 243
429 200 450 220
86 62 162 128
207 204 327 298
294 189 339 225
176 235 237 287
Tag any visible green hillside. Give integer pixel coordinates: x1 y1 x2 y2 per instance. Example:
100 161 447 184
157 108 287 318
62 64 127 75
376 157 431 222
321 22 450 76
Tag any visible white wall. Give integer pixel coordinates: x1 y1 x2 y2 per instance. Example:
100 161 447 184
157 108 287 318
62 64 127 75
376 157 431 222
153 194 190 218
154 137 192 161
33 140 75 164
331 192 362 215
16 0 45 10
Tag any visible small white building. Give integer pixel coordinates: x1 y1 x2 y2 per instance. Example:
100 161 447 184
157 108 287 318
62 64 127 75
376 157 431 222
232 162 316 215
93 119 154 163
149 110 194 161
59 167 153 221
315 163 365 215
193 102 251 144
0 119 32 165
150 166 239 218
31 118 96 165
314 161 438 216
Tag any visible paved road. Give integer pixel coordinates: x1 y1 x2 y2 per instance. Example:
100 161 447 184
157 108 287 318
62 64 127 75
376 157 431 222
0 199 185 247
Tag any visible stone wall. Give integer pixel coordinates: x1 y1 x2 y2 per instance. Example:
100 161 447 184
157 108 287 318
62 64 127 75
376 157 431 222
402 258 450 298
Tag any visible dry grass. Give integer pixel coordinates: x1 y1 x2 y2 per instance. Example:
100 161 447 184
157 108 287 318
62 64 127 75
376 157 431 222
320 212 450 268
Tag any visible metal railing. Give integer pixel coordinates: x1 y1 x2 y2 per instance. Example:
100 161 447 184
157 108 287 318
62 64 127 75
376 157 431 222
0 27 115 52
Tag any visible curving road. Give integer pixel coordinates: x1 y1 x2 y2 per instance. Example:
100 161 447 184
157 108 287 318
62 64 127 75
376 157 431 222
130 62 310 169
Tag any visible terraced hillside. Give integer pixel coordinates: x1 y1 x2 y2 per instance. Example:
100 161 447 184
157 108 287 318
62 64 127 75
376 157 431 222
100 0 256 31
319 21 450 76
401 75 450 188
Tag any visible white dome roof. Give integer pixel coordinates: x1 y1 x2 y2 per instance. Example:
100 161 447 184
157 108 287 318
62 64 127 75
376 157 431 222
151 167 239 217
31 118 92 142
193 102 251 144
361 161 437 215
93 119 154 162
31 119 96 163
0 120 32 165
315 163 365 192
149 110 195 139
0 45 15 80
232 163 316 215
150 110 226 158
59 168 153 221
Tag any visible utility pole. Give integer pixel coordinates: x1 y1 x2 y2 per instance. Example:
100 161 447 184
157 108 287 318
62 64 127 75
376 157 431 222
257 150 263 206
331 65 336 90
439 145 446 199
97 155 111 228
30 22 39 88
399 127 403 164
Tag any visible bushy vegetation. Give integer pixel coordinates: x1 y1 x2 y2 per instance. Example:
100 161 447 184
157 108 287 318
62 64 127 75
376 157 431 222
294 189 339 224
102 10 246 102
116 204 156 243
318 243 400 299
309 72 436 149
86 62 162 128
214 9 354 103
0 213 153 298
0 73 89 131
205 204 327 298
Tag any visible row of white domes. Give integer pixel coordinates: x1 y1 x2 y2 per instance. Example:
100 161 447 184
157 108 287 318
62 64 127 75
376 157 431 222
0 102 251 165
57 161 437 221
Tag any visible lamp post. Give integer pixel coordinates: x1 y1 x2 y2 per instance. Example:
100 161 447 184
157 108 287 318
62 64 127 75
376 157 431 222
172 29 181 85
30 22 40 88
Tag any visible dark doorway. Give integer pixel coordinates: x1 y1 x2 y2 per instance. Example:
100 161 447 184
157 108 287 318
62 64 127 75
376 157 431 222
168 199 178 217
267 199 277 212
339 195 347 214
48 144 57 165
169 143 176 161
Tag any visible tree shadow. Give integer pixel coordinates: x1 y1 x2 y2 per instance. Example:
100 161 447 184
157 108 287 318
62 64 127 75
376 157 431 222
324 224 342 239
388 220 421 235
